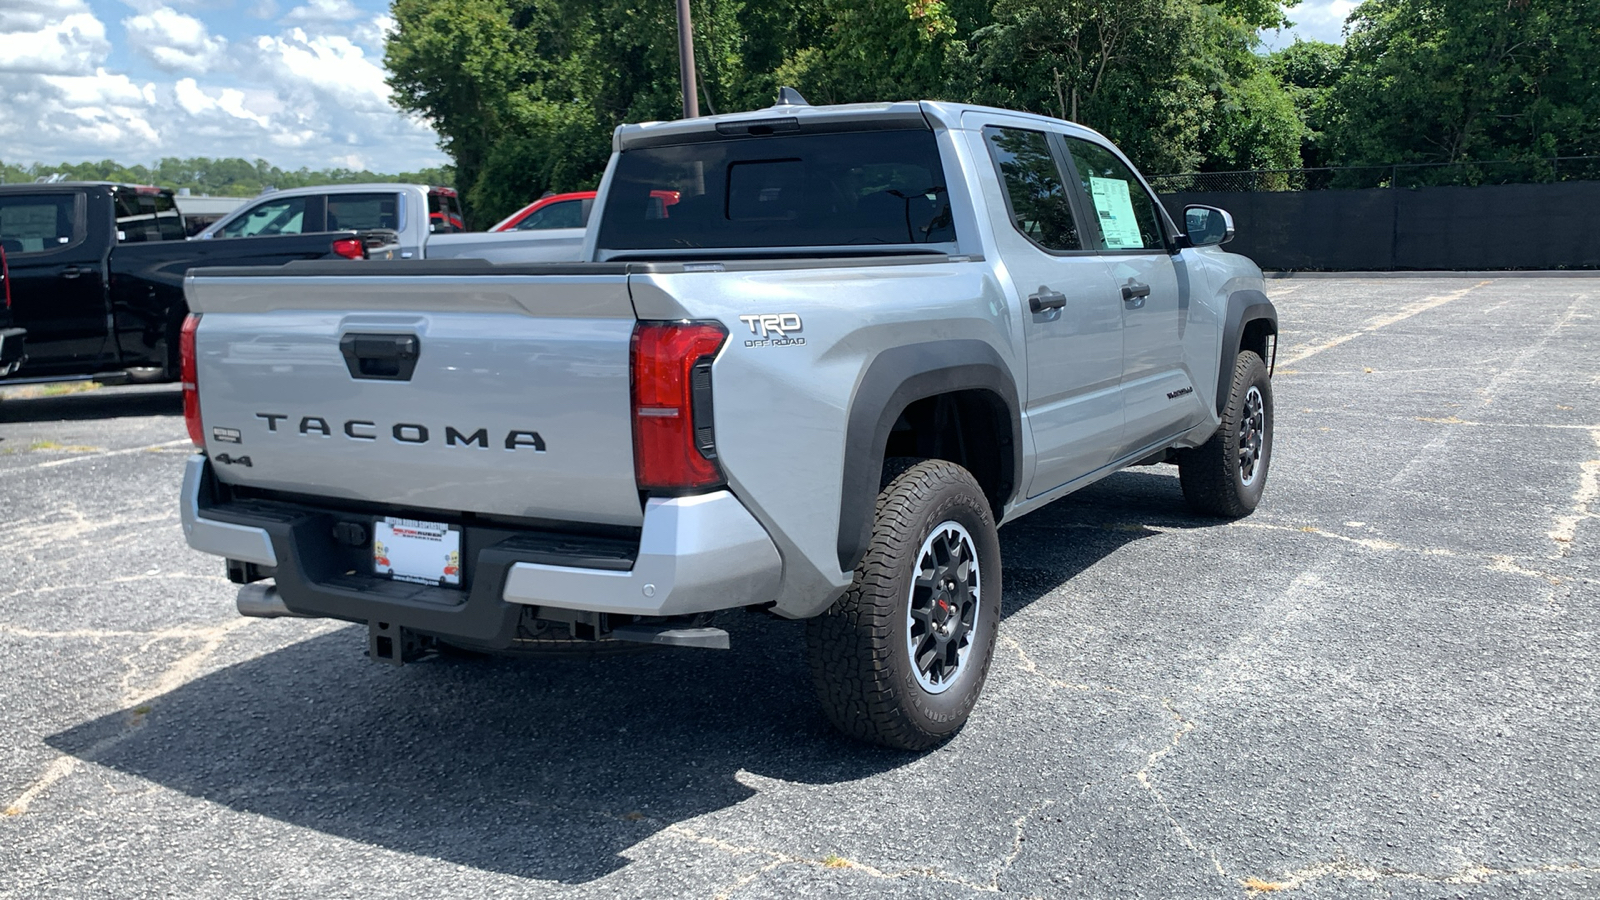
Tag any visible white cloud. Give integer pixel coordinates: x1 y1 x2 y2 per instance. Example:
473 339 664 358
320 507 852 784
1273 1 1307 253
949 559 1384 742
252 27 391 113
123 7 229 73
0 68 160 158
0 0 109 75
174 77 270 127
0 2 446 172
281 0 362 24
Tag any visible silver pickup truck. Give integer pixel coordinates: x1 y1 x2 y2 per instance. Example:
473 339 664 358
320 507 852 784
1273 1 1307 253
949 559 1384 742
179 96 1277 750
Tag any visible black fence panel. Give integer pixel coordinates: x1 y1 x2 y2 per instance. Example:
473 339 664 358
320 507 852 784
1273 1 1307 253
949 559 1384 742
1159 181 1600 270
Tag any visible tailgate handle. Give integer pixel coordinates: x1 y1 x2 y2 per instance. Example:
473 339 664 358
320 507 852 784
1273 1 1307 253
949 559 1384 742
340 333 420 381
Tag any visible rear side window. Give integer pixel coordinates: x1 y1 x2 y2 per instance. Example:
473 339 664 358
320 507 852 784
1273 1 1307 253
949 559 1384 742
220 196 310 237
514 199 587 230
597 129 954 252
1062 138 1165 251
0 194 76 254
982 127 1080 252
326 192 399 231
114 190 185 243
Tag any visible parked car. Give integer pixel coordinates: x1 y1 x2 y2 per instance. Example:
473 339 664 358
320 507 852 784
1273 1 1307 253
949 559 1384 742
490 190 680 232
178 96 1276 750
198 183 582 263
0 182 393 386
196 183 463 259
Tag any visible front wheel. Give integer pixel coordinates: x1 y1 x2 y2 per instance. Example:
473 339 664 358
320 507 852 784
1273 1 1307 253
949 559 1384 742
1177 350 1273 517
807 458 1002 750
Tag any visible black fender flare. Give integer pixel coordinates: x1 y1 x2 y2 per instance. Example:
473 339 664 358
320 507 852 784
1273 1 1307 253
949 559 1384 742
1215 290 1278 414
836 340 1022 572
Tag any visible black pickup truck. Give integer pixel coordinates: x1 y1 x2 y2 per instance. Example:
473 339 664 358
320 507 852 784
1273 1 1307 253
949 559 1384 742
0 182 390 385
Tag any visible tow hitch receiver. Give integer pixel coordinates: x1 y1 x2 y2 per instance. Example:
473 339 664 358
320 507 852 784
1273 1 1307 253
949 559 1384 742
368 620 429 666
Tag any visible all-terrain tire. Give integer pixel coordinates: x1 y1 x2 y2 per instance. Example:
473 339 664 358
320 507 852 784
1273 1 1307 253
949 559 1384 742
807 458 1002 751
1177 351 1273 517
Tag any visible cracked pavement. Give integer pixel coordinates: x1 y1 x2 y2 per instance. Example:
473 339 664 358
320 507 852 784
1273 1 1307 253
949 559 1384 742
1 276 1597 898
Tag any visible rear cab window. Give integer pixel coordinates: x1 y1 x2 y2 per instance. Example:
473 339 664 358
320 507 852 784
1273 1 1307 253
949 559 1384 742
113 188 185 243
0 193 81 255
1061 138 1167 251
596 128 956 256
429 190 465 233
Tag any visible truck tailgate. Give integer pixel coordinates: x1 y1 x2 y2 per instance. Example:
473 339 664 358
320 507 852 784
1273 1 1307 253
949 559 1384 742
185 271 643 527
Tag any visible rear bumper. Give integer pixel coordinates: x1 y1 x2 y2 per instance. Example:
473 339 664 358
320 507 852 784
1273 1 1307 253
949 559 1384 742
0 328 25 377
178 455 783 644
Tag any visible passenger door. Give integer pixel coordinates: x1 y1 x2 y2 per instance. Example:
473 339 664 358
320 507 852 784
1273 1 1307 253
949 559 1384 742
0 189 111 370
1061 136 1201 457
970 120 1125 498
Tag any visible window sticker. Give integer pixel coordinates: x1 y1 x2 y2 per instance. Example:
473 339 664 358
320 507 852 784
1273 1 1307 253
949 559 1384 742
1089 176 1145 250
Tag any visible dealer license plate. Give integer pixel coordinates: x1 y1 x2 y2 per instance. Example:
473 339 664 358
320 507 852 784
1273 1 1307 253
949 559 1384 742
373 517 462 587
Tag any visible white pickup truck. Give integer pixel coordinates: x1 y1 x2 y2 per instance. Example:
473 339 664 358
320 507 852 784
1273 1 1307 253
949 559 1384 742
196 183 585 263
179 95 1277 750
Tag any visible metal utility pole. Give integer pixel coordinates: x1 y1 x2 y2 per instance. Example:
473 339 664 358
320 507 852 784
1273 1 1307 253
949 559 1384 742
675 0 699 118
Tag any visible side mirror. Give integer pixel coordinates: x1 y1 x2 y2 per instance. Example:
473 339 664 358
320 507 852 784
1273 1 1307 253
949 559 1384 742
1183 204 1234 247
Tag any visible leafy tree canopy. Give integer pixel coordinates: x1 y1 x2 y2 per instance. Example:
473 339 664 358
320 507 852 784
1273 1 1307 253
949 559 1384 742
1330 0 1600 164
0 157 454 197
386 0 1306 222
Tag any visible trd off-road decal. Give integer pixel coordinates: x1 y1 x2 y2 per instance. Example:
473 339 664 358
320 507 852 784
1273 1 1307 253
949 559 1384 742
739 313 805 347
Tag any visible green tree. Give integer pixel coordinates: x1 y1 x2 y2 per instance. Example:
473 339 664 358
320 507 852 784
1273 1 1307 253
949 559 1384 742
969 0 1300 174
1268 39 1344 169
1328 0 1600 167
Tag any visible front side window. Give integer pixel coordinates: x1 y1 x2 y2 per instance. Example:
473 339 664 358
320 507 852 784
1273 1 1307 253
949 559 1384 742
982 126 1081 252
597 128 954 253
326 192 399 231
0 194 76 254
514 199 586 230
220 197 309 237
1063 138 1165 251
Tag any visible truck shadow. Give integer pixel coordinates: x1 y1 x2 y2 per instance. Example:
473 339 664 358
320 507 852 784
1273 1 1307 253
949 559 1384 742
44 467 1221 884
0 385 181 422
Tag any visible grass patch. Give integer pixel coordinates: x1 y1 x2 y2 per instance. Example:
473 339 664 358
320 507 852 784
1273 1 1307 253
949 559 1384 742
25 440 100 453
821 855 852 869
39 381 102 397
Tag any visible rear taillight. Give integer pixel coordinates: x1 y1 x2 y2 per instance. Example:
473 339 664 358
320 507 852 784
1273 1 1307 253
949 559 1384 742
331 237 364 260
631 321 727 492
1 246 10 309
181 314 203 447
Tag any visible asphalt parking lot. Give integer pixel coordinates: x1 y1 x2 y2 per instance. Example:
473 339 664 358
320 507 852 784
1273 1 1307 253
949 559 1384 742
1 276 1596 899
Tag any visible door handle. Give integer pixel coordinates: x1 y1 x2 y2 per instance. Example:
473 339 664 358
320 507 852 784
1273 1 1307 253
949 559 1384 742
1121 282 1151 302
1029 290 1067 313
61 266 83 280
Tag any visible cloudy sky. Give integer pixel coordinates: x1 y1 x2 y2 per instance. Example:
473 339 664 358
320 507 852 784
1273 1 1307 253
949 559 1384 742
0 0 1358 172
0 0 446 171
1262 0 1358 50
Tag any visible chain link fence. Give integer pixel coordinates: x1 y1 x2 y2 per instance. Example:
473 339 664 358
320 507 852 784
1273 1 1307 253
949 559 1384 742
1148 157 1600 193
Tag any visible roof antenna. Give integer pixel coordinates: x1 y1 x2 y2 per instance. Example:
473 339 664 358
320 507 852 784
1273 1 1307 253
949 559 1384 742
775 86 809 107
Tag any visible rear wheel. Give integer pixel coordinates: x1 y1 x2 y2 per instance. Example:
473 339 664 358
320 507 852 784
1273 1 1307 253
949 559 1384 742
807 458 1002 750
1177 351 1273 517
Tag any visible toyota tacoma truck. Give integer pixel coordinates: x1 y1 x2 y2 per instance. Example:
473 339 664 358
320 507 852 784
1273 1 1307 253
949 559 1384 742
179 96 1277 750
0 181 394 386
